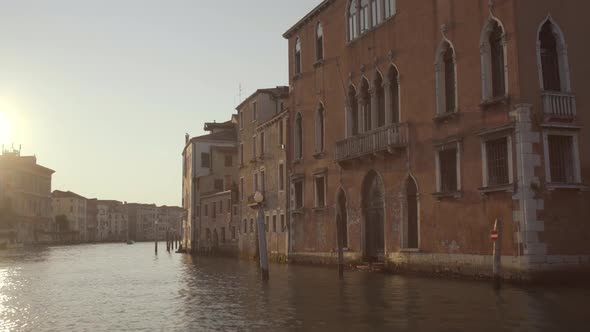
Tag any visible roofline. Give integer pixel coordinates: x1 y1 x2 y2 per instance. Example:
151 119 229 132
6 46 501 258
256 109 290 131
235 87 289 111
182 136 237 155
283 0 334 39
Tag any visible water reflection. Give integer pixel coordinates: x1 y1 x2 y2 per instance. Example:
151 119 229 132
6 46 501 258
0 243 589 331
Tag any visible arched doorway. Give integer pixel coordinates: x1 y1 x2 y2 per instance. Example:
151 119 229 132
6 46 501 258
363 171 385 261
336 189 348 249
404 177 419 249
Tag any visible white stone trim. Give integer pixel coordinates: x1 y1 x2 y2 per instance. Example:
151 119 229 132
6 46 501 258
479 15 509 102
536 16 572 93
434 38 458 115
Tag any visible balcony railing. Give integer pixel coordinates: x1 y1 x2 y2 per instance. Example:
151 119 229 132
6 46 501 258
543 92 576 120
335 123 409 162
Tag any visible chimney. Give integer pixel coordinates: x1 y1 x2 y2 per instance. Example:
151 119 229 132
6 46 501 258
185 133 189 144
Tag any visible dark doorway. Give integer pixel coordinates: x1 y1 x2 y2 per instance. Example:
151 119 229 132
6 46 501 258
363 171 385 261
406 177 419 249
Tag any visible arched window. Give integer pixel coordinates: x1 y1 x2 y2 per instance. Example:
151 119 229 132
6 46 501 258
360 78 372 132
315 23 324 61
480 18 507 102
384 0 396 19
370 0 382 27
388 65 400 123
348 85 359 136
539 20 564 92
374 73 385 127
360 0 370 34
348 1 358 41
316 104 325 153
435 41 457 115
295 113 303 159
294 38 302 75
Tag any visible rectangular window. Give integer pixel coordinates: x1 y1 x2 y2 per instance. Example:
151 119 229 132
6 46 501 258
438 148 458 193
224 155 233 167
214 179 224 192
260 170 265 191
315 176 326 208
250 219 254 233
254 173 258 192
240 178 244 201
221 227 226 243
201 153 210 168
260 132 265 156
265 216 269 233
240 144 244 165
272 215 277 233
252 102 257 121
281 214 286 233
252 136 257 160
294 180 304 209
279 120 284 145
486 137 510 186
212 202 216 218
204 204 208 217
548 135 575 183
279 163 285 191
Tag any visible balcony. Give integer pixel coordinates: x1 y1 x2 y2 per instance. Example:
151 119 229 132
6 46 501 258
335 123 409 163
543 92 576 121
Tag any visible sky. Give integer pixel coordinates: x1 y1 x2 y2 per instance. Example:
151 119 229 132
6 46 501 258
0 0 322 206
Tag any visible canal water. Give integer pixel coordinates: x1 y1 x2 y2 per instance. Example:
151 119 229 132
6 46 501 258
0 242 588 331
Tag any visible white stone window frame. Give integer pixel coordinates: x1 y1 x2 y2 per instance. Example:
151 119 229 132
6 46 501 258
434 37 459 116
480 130 514 191
434 140 462 197
315 22 324 63
542 128 582 188
480 15 509 103
536 16 572 93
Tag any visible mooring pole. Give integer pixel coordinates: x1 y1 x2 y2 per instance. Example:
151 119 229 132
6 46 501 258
155 238 158 255
492 218 502 290
257 206 269 281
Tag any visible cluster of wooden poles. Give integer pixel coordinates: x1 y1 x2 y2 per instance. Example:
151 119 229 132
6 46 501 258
155 231 180 255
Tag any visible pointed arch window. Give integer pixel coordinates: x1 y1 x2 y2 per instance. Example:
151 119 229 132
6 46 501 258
374 73 385 127
295 113 303 160
388 65 400 123
316 104 326 153
539 21 562 92
348 1 359 41
384 0 396 19
315 23 324 61
360 0 370 34
348 86 359 136
435 41 457 115
294 38 302 75
360 78 372 132
481 18 507 102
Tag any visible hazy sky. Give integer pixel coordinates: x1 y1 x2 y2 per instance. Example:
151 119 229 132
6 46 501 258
0 0 321 206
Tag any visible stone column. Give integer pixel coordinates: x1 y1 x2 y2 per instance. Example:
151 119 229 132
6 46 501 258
370 87 379 130
384 80 393 124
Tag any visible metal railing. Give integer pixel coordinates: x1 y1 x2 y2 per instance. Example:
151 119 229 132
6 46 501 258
335 123 409 162
542 92 576 120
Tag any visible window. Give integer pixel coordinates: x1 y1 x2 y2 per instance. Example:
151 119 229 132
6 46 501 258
252 136 257 160
240 143 244 165
370 0 382 27
272 215 277 233
435 41 457 115
483 137 511 187
544 133 581 185
294 38 302 75
254 173 258 192
204 204 208 217
436 144 460 194
279 163 285 191
315 175 326 208
221 227 226 243
384 0 396 18
201 153 210 168
295 113 303 159
214 179 223 191
265 216 269 233
481 18 507 102
260 131 265 156
278 119 284 145
539 20 569 92
250 219 254 233
280 214 286 232
240 178 244 201
348 0 358 41
360 0 370 34
315 23 324 61
375 72 385 127
212 202 217 218
224 155 233 167
260 169 265 191
348 85 359 136
360 78 371 132
252 102 257 121
294 180 304 209
316 104 325 153
388 65 400 123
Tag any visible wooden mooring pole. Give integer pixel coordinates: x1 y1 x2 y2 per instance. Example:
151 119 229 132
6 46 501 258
257 206 269 281
492 218 502 290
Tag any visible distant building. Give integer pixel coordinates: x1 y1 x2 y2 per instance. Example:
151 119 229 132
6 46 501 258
127 203 157 241
96 200 128 242
182 118 238 252
86 198 98 242
235 87 289 260
52 190 88 242
157 205 183 241
0 147 54 245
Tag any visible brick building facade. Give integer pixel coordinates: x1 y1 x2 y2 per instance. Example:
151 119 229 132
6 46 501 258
283 0 589 279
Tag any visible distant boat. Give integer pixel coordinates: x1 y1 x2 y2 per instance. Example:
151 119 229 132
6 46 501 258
126 240 134 245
